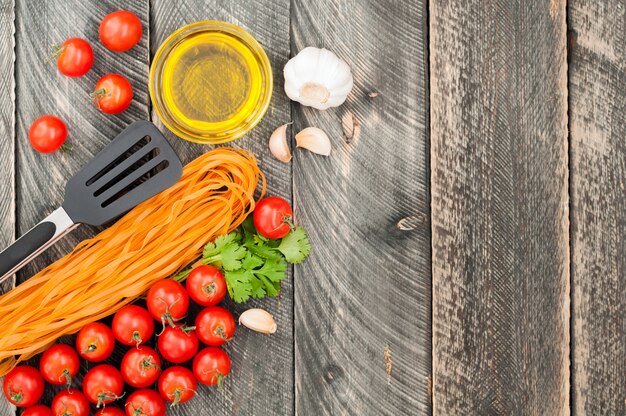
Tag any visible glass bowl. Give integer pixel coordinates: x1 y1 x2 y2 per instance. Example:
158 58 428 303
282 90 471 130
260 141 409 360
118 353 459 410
150 21 273 144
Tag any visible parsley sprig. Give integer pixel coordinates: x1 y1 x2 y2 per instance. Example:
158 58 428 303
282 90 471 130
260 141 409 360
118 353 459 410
174 216 311 303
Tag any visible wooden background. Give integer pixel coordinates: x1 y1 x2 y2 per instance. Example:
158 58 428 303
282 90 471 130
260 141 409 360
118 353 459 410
0 0 623 415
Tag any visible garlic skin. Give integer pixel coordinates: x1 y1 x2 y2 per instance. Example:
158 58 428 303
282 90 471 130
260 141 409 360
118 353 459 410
295 127 332 156
284 47 353 110
239 309 277 334
269 123 292 163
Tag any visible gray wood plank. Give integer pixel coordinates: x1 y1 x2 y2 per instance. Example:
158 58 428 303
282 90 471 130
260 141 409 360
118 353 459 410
149 2 292 415
291 1 431 415
12 0 150 413
430 0 570 414
0 0 15 414
569 1 626 414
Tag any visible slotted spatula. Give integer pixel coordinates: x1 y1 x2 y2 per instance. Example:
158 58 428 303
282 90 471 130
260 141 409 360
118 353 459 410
0 120 182 284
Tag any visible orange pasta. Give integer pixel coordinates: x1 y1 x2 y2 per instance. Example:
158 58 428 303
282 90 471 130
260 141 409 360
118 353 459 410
0 148 264 376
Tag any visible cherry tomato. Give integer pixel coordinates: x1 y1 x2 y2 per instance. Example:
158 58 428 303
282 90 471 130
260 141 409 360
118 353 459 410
51 389 90 416
96 408 125 416
125 389 165 416
28 115 68 154
99 11 142 52
83 364 124 407
92 74 133 114
39 344 80 386
186 265 227 306
192 347 231 386
56 38 93 77
147 280 189 329
112 305 154 347
76 322 116 362
195 306 235 346
121 346 161 388
157 366 196 405
253 196 293 239
157 325 199 364
2 366 44 407
22 405 52 416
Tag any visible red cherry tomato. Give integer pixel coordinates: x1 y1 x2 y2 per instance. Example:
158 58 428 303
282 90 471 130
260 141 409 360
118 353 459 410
2 366 44 407
39 344 80 386
22 405 53 416
56 38 93 77
192 347 231 386
146 280 189 328
28 115 68 154
125 389 165 416
83 364 124 407
76 322 115 362
96 408 125 416
157 325 199 363
253 196 293 239
99 11 142 52
195 306 235 346
51 389 90 416
121 346 161 388
92 74 133 114
112 305 155 347
186 265 227 306
158 366 196 405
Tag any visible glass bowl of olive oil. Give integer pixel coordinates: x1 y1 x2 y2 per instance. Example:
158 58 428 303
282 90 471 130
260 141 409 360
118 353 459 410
150 21 273 144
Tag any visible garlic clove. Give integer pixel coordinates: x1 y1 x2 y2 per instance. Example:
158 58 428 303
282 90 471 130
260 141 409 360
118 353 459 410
239 308 277 334
269 123 292 163
284 47 353 110
295 127 332 156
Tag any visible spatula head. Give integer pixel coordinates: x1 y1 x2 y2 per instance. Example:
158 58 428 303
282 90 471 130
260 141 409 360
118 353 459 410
63 121 183 226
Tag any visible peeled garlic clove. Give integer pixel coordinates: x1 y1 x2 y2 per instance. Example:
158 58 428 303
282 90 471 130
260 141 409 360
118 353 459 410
284 47 353 110
269 123 292 163
295 127 331 156
239 308 277 334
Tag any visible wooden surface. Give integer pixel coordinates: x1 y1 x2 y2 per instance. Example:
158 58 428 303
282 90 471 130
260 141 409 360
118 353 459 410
570 1 626 414
430 0 570 414
0 0 625 415
291 0 430 415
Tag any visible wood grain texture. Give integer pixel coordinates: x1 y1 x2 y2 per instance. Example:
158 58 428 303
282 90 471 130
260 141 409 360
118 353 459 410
569 1 626 414
430 0 570 414
0 0 15 414
291 1 431 415
149 1 293 415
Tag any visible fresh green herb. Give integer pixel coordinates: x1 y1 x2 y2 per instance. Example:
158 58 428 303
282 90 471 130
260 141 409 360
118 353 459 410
174 216 311 303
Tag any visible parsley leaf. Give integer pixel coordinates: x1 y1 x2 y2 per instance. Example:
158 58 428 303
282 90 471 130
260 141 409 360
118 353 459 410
277 227 311 264
203 232 246 271
224 268 252 303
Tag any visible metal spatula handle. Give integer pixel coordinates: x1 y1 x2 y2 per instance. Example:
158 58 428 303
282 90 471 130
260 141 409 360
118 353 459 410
0 207 77 284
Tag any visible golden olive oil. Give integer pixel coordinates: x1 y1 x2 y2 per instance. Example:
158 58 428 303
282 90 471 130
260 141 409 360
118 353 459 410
161 32 264 133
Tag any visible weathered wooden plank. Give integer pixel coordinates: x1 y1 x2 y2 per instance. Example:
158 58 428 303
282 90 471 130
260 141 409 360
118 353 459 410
569 1 626 414
150 2 292 415
12 0 150 412
0 1 15 414
430 0 569 414
291 1 430 415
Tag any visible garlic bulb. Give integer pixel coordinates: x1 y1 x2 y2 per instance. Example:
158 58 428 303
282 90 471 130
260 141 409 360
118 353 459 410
284 47 353 110
239 309 277 334
295 127 331 156
269 123 292 163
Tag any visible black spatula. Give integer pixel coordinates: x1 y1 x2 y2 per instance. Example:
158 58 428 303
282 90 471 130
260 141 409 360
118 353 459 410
0 121 182 284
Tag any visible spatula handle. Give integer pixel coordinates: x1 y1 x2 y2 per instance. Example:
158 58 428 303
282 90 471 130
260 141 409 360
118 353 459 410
0 207 77 285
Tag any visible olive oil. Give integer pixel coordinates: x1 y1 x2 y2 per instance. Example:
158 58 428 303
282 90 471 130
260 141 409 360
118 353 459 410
162 32 263 132
150 22 272 143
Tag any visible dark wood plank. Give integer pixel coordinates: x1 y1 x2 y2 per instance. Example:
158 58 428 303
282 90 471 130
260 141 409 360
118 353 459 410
569 1 626 414
430 0 570 413
0 0 15 414
12 0 150 412
149 2 292 415
291 1 431 415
